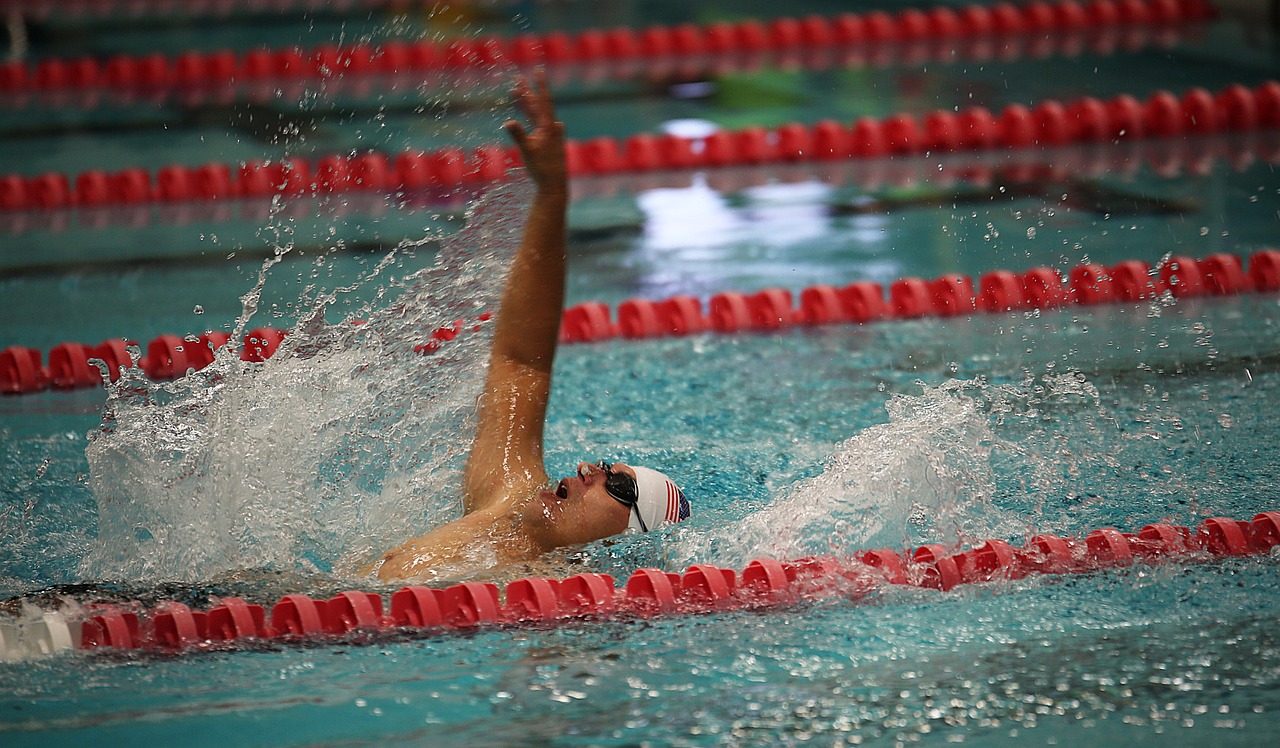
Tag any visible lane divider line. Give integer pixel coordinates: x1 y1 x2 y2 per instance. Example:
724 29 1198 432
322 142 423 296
2 128 1274 240
1 509 1274 658
0 0 405 20
0 1 1213 112
2 79 1274 214
562 250 1280 342
3 250 1277 395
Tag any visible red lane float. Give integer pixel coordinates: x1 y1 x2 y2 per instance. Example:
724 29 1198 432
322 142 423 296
151 603 208 649
560 302 616 343
799 285 846 325
0 346 48 393
6 249 1280 395
5 79 1277 216
1109 260 1158 301
554 249 1280 345
206 598 269 641
977 270 1027 312
1160 255 1207 296
2 119 1276 243
618 299 663 339
658 296 707 336
558 573 617 615
23 508 1273 655
0 0 413 20
48 342 96 388
0 0 1214 111
1068 263 1116 305
708 292 752 334
80 610 139 650
1 330 245 394
890 278 932 318
930 275 976 316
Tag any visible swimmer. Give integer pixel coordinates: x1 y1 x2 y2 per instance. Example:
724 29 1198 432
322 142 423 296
365 73 690 582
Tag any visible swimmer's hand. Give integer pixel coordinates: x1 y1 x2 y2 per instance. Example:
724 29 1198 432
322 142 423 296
504 70 566 192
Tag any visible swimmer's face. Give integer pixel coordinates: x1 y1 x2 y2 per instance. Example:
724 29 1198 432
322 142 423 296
523 461 633 549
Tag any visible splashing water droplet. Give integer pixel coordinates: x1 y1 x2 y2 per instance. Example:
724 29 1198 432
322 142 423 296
670 380 1020 567
80 178 534 583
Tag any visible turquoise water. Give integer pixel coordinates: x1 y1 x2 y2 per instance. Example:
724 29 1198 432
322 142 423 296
5 562 1279 746
3 1 1280 745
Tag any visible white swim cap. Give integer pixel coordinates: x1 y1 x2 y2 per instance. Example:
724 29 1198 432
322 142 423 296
628 466 691 533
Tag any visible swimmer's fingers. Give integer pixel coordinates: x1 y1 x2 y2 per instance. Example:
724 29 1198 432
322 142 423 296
506 70 566 186
504 119 528 149
528 69 556 125
510 75 537 123
511 69 555 129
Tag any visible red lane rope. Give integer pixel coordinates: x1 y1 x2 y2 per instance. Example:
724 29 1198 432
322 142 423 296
561 250 1280 343
0 328 282 395
4 250 1278 396
0 0 425 21
2 509 1273 656
1 79 1275 215
0 0 1217 24
0 0 1212 112
2 128 1274 239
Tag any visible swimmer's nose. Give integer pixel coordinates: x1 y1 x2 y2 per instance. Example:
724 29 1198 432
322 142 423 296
577 461 636 484
577 461 604 484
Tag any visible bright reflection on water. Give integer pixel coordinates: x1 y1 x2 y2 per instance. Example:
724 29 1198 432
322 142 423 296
636 178 749 253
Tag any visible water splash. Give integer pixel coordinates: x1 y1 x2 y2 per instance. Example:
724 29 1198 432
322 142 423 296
669 379 1007 567
665 371 1137 569
79 178 532 584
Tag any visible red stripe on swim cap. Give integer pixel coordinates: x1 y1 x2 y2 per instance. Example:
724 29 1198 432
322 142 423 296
665 481 678 524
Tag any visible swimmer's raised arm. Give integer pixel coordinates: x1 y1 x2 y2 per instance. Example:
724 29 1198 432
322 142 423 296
371 78 691 580
462 72 567 514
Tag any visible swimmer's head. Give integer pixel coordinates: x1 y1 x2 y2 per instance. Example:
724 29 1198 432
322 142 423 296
605 463 691 533
524 461 690 549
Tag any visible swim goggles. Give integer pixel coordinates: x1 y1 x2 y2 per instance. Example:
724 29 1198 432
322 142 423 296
597 461 647 532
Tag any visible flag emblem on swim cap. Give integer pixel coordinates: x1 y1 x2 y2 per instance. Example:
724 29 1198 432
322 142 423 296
666 481 689 524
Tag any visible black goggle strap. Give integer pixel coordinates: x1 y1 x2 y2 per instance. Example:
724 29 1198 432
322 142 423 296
631 506 648 533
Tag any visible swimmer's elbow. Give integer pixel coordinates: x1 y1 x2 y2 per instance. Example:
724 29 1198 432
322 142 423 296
372 546 432 583
357 555 387 579
373 553 408 583
359 547 409 581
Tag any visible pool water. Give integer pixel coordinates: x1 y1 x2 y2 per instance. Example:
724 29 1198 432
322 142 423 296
3 1 1280 745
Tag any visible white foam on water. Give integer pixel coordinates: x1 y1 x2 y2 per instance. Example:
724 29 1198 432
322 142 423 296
665 372 1118 568
666 379 995 567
